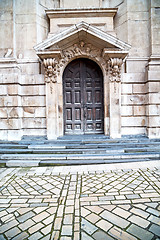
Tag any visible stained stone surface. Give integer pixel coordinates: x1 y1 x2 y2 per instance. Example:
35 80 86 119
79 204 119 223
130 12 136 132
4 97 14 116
0 163 159 239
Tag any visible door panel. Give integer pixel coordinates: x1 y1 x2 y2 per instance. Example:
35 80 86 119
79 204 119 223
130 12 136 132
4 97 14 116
63 58 104 134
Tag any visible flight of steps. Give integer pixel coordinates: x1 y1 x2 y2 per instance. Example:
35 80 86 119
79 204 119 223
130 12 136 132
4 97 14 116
0 135 160 167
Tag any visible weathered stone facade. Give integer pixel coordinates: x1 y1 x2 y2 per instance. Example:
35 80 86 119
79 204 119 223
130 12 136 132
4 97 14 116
0 0 160 140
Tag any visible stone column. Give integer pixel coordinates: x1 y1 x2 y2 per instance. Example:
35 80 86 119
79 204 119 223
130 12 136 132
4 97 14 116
109 58 123 138
146 1 160 138
43 58 59 140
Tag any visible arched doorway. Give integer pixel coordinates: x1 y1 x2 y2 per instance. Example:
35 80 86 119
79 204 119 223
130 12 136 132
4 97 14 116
63 58 104 134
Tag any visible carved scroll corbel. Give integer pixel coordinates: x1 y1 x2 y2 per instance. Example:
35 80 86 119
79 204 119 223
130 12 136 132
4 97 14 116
109 58 123 82
43 58 58 84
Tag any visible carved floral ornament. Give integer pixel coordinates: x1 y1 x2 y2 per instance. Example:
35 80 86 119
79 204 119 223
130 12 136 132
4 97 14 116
43 41 123 84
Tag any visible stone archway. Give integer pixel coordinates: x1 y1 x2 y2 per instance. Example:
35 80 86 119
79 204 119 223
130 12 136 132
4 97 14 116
63 58 104 135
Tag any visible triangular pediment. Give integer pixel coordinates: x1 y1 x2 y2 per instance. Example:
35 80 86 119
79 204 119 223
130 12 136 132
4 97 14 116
34 22 131 59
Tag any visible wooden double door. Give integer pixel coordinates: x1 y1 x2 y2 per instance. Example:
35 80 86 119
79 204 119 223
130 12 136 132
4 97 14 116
63 58 104 134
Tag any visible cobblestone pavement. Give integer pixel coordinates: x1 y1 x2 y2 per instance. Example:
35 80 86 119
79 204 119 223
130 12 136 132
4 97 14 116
0 161 160 240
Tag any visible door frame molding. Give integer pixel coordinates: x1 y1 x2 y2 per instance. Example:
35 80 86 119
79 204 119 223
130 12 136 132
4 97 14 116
43 43 123 139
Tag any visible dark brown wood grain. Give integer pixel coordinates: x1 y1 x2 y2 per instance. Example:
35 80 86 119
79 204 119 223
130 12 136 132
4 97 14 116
63 58 104 134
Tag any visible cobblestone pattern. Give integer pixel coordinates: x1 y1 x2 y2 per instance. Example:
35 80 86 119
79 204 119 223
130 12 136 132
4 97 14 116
0 167 159 239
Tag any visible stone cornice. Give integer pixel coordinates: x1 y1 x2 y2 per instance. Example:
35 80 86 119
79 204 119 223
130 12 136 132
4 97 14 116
46 8 118 18
34 22 131 53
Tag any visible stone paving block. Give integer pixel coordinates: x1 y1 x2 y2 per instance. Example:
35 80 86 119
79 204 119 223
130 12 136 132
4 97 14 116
17 211 35 223
96 219 112 231
86 213 101 224
51 231 60 240
115 195 126 200
134 204 147 210
74 232 80 240
140 193 160 198
98 196 115 201
151 197 160 202
148 214 160 225
146 207 160 217
132 198 151 203
41 234 50 240
1 213 15 223
92 229 114 240
81 232 94 239
81 207 91 217
91 200 110 205
74 223 80 231
100 210 130 228
63 214 73 225
149 224 160 237
12 232 29 240
66 199 75 205
17 207 32 215
85 206 104 214
81 218 98 235
19 219 35 231
28 222 44 234
0 219 19 233
101 205 116 211
60 237 72 240
47 206 57 214
0 210 8 218
4 227 20 239
41 223 52 235
111 200 131 204
28 231 43 240
0 199 11 204
108 226 137 240
0 235 6 240
145 202 158 208
126 194 140 199
127 224 154 240
43 215 54 225
54 217 62 230
130 207 150 218
128 214 150 228
34 206 48 214
57 205 65 217
11 199 28 204
32 211 50 222
61 225 72 236
113 207 132 219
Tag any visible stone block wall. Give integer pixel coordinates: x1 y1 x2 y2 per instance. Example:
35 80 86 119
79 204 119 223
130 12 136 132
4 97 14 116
121 72 147 135
0 0 160 140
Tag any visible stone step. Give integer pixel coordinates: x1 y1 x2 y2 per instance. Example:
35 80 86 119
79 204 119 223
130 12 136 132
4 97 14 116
0 146 160 155
0 144 28 149
0 157 156 168
39 158 154 166
27 141 160 149
1 152 159 160
0 148 125 154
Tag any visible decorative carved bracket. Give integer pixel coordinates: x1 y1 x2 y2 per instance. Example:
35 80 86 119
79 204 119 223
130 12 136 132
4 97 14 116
109 58 123 82
43 58 59 83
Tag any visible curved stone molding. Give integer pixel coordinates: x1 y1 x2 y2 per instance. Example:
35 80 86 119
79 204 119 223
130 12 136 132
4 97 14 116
109 58 123 82
59 41 108 74
43 42 109 83
43 58 59 83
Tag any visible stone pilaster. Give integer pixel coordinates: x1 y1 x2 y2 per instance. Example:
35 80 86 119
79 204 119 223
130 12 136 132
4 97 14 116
109 58 123 138
44 58 59 139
